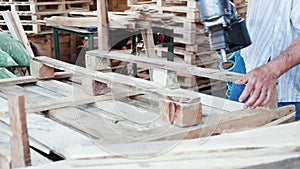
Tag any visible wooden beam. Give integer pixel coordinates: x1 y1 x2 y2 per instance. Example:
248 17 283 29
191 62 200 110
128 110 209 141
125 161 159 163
97 0 110 50
8 93 31 168
157 105 296 140
138 23 179 87
2 11 34 57
1 90 140 118
159 98 202 127
0 76 37 86
32 56 201 104
86 50 244 82
64 122 300 169
85 54 111 70
81 78 111 96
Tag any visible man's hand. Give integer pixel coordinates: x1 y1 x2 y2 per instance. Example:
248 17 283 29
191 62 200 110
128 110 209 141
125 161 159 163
235 64 277 109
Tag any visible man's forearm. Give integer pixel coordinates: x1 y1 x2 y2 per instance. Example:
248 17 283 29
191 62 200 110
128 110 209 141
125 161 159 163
268 36 300 78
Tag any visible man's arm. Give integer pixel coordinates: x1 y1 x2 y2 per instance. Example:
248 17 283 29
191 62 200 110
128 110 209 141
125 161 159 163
236 36 300 109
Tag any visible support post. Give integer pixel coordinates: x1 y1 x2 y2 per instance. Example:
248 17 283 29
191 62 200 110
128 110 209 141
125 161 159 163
159 98 202 127
81 79 110 96
30 60 54 79
84 54 111 96
139 23 179 88
97 0 110 51
8 93 31 168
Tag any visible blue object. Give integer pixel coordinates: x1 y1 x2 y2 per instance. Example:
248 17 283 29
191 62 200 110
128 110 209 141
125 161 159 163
218 51 237 98
229 51 247 102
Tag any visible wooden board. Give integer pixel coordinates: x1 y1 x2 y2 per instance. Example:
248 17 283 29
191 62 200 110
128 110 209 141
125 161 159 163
17 122 300 169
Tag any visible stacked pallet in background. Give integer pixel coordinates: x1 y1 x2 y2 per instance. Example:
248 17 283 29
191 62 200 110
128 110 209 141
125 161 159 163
128 0 248 93
28 34 83 64
108 0 129 12
128 0 220 91
0 0 91 64
0 0 91 34
234 0 248 19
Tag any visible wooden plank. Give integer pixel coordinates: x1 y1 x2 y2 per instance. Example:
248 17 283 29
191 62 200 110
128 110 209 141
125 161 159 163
97 0 110 50
63 122 300 169
32 57 201 103
153 105 296 140
1 113 95 158
1 120 51 166
96 105 295 142
8 93 31 168
86 50 244 82
0 89 140 118
48 107 147 141
0 76 37 86
2 11 34 57
0 85 51 104
30 149 52 166
263 112 296 127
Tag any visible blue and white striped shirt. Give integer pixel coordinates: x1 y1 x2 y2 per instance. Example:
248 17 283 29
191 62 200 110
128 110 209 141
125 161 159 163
241 0 300 102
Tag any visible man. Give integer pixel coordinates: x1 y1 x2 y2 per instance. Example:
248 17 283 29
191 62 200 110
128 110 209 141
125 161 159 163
230 1 300 120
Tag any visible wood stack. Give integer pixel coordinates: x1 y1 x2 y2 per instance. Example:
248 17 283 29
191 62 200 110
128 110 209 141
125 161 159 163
27 34 83 63
127 0 222 91
234 0 248 19
0 0 91 34
127 0 248 92
108 0 129 12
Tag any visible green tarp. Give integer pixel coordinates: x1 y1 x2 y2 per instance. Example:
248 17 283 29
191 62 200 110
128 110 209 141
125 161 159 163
0 68 17 79
0 32 32 67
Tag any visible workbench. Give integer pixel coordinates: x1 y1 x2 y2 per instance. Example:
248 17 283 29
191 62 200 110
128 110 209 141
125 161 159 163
53 26 96 60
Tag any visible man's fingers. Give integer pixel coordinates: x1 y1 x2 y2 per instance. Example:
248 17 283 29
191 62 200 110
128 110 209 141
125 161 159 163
261 90 273 106
243 85 262 109
251 87 268 108
238 81 254 103
235 75 249 86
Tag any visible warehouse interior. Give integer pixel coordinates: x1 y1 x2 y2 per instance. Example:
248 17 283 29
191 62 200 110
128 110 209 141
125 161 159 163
0 0 300 169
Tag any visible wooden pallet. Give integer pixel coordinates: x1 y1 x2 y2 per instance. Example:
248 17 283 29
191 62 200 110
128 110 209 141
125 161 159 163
28 34 83 63
0 55 296 168
128 0 197 9
0 0 91 34
0 53 296 168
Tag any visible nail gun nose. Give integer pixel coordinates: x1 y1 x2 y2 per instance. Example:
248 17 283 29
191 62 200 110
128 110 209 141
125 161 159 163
219 49 228 63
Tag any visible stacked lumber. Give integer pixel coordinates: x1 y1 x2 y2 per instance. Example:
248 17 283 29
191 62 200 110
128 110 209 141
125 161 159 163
127 0 221 90
27 34 83 64
234 0 248 18
127 0 248 92
108 0 129 12
0 0 91 34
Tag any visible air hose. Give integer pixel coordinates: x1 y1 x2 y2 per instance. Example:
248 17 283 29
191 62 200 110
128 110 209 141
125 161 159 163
217 51 237 99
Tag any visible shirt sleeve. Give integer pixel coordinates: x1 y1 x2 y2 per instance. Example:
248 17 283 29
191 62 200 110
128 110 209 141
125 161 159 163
291 0 300 34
